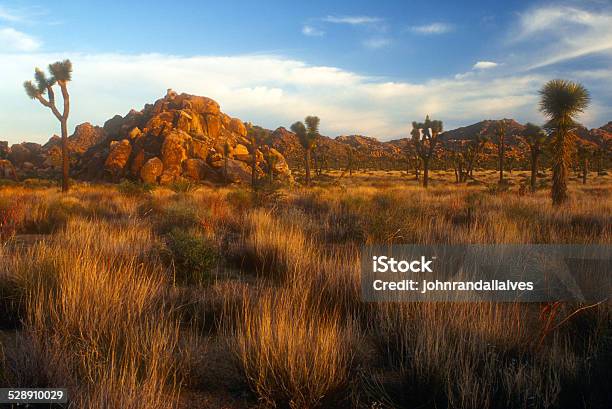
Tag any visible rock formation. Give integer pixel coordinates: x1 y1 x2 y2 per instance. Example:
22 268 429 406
74 90 292 185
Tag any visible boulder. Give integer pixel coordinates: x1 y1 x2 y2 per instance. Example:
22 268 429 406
140 157 163 184
229 118 247 137
232 144 250 161
69 123 105 153
204 114 222 139
225 159 254 184
105 139 132 175
268 148 292 179
130 148 146 176
183 158 206 180
8 144 33 167
103 114 124 137
161 131 189 170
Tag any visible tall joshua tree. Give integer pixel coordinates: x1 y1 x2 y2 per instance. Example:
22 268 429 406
24 60 72 192
495 120 507 184
521 123 547 192
291 116 320 185
411 115 443 188
539 79 590 205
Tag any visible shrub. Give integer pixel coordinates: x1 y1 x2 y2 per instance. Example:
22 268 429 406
156 202 201 234
169 179 197 193
232 289 352 408
117 180 155 197
164 228 217 284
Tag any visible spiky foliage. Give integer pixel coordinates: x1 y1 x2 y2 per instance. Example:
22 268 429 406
411 115 443 188
23 60 73 192
539 80 590 205
49 59 73 82
290 121 308 148
305 116 320 141
522 123 548 192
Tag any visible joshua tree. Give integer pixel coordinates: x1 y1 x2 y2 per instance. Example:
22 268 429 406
494 120 508 184
460 132 488 182
521 123 547 192
411 116 443 188
576 142 592 185
291 116 319 185
539 79 590 205
347 146 355 176
24 60 72 192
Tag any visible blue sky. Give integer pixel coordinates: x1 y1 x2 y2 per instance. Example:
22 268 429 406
1 0 611 144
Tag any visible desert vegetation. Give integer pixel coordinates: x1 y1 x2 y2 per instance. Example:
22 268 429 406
0 169 610 408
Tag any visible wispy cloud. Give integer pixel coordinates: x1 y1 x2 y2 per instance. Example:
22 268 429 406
302 25 324 37
363 37 391 49
473 61 498 70
322 15 383 25
409 22 453 35
513 5 612 70
0 5 22 22
0 28 41 51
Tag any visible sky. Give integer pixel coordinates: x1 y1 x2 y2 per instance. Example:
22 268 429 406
0 0 611 144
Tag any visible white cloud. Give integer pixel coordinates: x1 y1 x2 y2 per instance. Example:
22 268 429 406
4 52 605 145
410 22 453 35
363 37 391 49
322 15 383 25
473 61 498 70
513 5 612 69
0 28 41 51
302 25 324 37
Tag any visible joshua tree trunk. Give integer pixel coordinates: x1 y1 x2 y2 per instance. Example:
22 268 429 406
582 157 588 184
305 149 311 185
499 136 505 183
530 150 538 193
551 128 571 206
423 158 430 188
60 118 69 192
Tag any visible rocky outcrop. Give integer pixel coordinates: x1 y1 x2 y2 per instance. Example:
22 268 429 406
73 90 292 185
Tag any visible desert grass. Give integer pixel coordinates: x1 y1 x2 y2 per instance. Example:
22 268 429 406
0 171 610 408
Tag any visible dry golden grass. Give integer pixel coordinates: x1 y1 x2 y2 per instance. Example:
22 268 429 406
0 170 610 408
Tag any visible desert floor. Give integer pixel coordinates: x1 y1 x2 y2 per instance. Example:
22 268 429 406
0 170 610 409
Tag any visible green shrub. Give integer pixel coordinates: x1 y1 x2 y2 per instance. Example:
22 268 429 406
169 179 197 193
164 228 217 284
117 180 155 196
156 202 201 234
